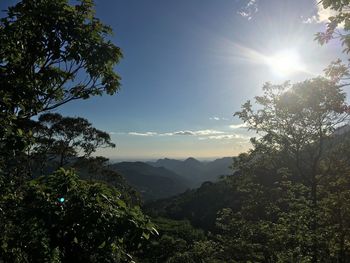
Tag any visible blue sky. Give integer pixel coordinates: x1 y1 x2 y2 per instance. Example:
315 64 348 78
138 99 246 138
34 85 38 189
2 0 345 160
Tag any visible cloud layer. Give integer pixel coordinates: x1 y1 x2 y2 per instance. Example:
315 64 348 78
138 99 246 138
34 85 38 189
128 129 224 137
119 128 249 141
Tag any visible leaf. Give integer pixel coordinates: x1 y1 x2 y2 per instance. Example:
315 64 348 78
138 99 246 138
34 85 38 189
98 241 106 249
142 232 150 240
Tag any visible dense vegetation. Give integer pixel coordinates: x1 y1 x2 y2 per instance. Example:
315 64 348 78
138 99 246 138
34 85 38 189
1 0 350 262
0 0 155 261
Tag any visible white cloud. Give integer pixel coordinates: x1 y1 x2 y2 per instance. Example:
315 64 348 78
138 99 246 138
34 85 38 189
199 134 249 140
209 116 229 121
127 129 227 138
303 1 341 25
317 3 338 23
229 123 247 129
126 128 253 142
162 129 225 136
208 135 238 140
171 130 195 136
128 132 157 136
238 0 259 20
194 129 225 136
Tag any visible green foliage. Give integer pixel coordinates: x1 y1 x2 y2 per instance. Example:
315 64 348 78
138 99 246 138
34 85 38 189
138 217 211 263
223 77 350 262
147 77 350 262
146 180 238 230
73 157 142 206
0 169 156 262
0 1 159 262
315 1 350 85
0 0 122 158
31 113 115 169
315 0 350 51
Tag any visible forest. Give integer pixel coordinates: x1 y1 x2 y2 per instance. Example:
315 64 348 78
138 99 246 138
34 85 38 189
1 0 350 262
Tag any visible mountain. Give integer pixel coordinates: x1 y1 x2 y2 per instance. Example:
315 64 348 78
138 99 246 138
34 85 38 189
109 162 189 201
148 157 234 187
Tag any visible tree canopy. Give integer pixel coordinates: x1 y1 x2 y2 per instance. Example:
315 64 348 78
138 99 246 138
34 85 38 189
0 0 122 158
316 1 350 83
0 1 159 262
32 113 115 168
0 169 156 262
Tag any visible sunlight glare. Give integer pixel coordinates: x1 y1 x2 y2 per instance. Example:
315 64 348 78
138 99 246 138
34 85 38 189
265 49 304 77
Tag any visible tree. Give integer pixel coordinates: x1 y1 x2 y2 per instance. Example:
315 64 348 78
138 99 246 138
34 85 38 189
0 1 159 262
31 113 115 169
315 1 350 83
234 77 349 262
0 0 122 159
235 77 349 197
0 169 156 262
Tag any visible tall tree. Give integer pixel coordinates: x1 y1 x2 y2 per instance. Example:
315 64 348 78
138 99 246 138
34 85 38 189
0 0 122 160
0 1 158 262
235 77 349 262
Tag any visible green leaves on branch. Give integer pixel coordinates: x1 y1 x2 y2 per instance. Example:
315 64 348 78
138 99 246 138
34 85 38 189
0 0 122 116
0 0 122 155
0 169 156 262
31 113 115 168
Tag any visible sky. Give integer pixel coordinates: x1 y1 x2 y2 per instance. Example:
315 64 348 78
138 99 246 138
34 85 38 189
1 0 346 160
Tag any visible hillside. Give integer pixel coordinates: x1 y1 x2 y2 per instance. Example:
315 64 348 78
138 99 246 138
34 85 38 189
148 157 234 187
109 162 189 201
145 179 238 230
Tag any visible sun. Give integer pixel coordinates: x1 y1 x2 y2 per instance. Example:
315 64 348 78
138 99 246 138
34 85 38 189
265 49 304 77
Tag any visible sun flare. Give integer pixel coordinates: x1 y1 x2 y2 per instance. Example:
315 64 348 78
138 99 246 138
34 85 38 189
265 49 304 76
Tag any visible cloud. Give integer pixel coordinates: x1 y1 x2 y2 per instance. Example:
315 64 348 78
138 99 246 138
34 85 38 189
172 130 195 136
303 1 341 25
209 116 229 121
208 135 237 140
229 123 247 129
126 129 251 141
237 0 259 20
163 129 225 136
128 132 157 136
199 134 249 140
194 129 225 136
127 129 229 138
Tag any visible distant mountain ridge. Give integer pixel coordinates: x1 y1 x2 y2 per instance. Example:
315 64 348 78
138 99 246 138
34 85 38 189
108 157 234 201
109 162 189 201
148 157 234 188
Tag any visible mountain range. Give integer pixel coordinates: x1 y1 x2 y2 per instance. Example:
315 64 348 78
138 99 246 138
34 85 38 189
147 157 234 187
109 157 234 201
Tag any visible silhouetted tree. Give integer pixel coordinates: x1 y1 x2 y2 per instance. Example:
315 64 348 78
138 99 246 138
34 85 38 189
234 77 349 262
0 0 122 165
315 0 350 85
31 113 115 169
0 1 158 262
